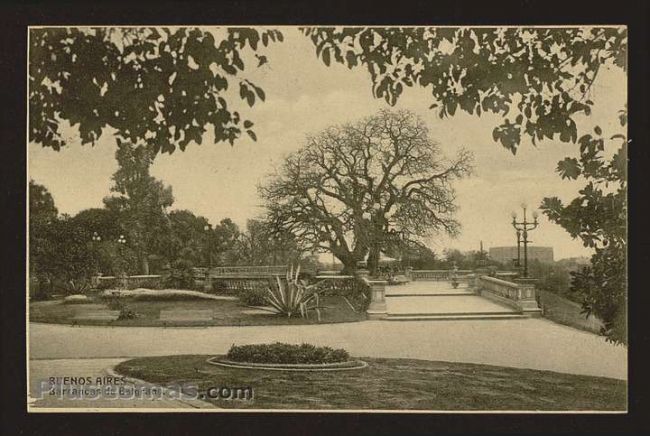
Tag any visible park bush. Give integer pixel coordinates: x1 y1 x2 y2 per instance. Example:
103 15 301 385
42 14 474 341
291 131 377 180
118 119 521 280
239 288 268 306
226 342 350 364
316 278 371 312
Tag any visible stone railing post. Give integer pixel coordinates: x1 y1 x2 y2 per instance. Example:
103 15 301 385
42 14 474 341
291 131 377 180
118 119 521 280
467 273 477 292
512 278 541 315
365 279 388 319
405 267 413 281
354 267 387 319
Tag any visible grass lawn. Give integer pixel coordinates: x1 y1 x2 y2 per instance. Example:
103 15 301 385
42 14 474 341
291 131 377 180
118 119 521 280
537 289 604 334
29 295 365 327
115 355 627 411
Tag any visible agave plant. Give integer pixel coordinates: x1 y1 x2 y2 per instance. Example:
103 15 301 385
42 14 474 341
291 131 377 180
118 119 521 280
264 264 324 319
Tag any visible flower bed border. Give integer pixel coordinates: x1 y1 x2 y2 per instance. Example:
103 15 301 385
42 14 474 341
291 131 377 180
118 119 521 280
206 356 368 372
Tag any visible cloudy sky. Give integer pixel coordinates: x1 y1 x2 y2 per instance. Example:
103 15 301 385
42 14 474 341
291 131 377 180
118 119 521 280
29 27 627 260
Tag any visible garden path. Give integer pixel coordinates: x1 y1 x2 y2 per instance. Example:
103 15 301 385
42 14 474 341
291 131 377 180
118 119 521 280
29 318 627 380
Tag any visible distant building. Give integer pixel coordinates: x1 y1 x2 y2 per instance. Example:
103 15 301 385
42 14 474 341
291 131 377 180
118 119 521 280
489 246 554 265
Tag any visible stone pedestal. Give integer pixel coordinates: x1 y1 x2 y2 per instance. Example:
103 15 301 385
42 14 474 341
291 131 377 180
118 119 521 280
203 271 212 292
513 278 542 317
467 273 478 292
366 280 388 319
118 273 128 290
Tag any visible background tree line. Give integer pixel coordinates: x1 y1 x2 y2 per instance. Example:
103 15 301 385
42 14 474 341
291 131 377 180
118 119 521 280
29 144 317 298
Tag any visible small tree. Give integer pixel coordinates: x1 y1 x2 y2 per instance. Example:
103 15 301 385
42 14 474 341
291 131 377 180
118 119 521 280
69 207 123 274
29 180 59 298
541 110 627 345
38 217 99 294
104 141 174 274
236 219 306 267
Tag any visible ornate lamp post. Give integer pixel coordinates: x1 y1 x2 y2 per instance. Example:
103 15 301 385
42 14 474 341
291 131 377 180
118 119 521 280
511 205 539 278
203 224 213 269
203 224 213 291
89 232 103 287
117 234 127 288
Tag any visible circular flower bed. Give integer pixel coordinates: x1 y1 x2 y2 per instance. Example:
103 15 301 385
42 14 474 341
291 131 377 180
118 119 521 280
208 342 367 371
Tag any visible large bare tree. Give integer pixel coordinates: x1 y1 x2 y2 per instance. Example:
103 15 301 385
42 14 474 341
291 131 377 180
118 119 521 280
260 109 473 273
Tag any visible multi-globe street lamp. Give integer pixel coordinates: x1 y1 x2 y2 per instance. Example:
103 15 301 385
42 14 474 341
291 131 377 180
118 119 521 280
511 205 539 278
117 234 127 268
90 231 103 277
115 234 127 288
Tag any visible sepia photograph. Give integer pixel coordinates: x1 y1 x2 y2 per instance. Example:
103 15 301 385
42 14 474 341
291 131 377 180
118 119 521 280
25 24 628 413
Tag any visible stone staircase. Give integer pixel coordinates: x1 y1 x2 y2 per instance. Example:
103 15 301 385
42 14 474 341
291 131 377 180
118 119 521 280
384 282 526 321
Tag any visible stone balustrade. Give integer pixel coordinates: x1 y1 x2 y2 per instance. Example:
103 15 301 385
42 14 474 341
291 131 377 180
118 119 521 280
409 269 473 281
193 265 289 278
477 275 541 316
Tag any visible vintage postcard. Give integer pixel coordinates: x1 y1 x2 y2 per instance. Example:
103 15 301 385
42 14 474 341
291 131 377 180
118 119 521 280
26 25 628 413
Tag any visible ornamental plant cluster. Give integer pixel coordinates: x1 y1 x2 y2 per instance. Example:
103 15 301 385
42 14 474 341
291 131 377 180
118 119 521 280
226 342 350 364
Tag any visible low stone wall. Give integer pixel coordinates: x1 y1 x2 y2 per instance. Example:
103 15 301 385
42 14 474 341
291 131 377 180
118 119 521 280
476 276 542 316
94 274 164 290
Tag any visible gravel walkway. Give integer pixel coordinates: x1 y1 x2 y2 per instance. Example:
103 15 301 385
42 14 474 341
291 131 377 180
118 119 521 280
29 318 627 380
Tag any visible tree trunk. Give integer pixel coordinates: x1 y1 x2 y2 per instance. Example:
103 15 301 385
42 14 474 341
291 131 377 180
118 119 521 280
336 253 360 275
140 252 150 275
368 245 380 276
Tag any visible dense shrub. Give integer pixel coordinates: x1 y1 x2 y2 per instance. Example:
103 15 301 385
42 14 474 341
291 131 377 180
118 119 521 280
227 342 350 364
239 288 268 306
164 260 198 290
316 278 371 312
96 277 118 290
117 307 138 320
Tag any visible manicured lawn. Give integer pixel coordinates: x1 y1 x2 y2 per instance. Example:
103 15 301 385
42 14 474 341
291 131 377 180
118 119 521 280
115 355 627 411
29 295 365 327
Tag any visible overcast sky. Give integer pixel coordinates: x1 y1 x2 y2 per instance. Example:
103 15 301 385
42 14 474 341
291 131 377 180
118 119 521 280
28 27 627 260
